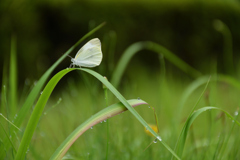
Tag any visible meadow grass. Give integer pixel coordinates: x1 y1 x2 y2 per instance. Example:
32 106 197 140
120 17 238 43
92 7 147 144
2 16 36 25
0 23 240 160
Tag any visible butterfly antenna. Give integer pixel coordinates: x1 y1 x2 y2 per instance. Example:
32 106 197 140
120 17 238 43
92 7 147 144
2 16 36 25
67 55 73 59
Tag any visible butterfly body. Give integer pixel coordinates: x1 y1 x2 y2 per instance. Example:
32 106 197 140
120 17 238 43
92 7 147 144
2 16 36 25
71 38 102 68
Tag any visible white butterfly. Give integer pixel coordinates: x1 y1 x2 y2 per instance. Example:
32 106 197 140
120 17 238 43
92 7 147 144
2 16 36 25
70 38 102 68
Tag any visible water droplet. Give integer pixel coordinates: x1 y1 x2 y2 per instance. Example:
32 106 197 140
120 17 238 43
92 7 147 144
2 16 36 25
232 120 235 123
40 91 43 95
90 126 93 129
234 111 238 116
34 81 38 86
67 67 69 70
137 97 141 100
44 112 47 115
100 121 103 123
104 119 107 122
14 114 18 119
0 113 2 116
148 106 150 108
25 79 30 85
87 152 90 155
153 139 157 143
157 136 162 141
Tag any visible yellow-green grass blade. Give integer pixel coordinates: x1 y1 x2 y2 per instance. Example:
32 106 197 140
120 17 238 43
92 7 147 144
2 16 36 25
175 106 240 159
14 22 105 129
50 99 147 160
111 41 201 88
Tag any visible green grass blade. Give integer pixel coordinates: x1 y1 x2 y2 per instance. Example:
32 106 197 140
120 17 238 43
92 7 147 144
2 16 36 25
0 122 17 154
9 35 18 118
15 69 75 160
111 41 201 88
14 22 105 129
50 99 147 160
173 77 211 159
178 74 240 115
175 106 240 159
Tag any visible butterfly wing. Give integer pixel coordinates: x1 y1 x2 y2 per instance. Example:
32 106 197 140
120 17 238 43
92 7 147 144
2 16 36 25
73 38 102 67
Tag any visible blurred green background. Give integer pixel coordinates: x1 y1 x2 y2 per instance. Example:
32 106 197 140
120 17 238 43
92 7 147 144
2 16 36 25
1 0 240 85
1 1 240 159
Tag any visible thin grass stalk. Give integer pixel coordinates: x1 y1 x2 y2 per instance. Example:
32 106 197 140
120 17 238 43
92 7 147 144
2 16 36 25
213 19 234 75
9 35 18 119
103 77 109 160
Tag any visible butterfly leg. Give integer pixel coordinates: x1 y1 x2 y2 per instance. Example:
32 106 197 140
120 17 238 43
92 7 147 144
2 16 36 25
69 63 75 68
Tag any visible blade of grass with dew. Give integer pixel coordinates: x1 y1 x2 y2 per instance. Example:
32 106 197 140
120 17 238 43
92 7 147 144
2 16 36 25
78 68 181 160
111 41 201 88
14 22 105 129
9 35 18 119
173 76 211 160
50 99 148 160
175 106 240 159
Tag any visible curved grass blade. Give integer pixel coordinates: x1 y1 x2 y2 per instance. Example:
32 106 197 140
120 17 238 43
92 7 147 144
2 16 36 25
175 106 240 159
50 99 147 160
15 68 75 160
14 22 105 128
110 41 201 88
178 74 240 115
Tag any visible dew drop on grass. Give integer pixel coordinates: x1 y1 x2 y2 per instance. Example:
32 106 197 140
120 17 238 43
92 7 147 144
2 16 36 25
100 121 103 123
234 111 239 116
137 97 141 100
153 139 157 143
148 106 150 108
232 120 235 123
104 119 107 122
0 113 2 116
90 126 93 129
34 81 38 86
40 91 43 95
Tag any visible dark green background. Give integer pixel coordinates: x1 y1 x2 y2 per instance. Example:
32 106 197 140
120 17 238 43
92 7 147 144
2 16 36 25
1 0 240 84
